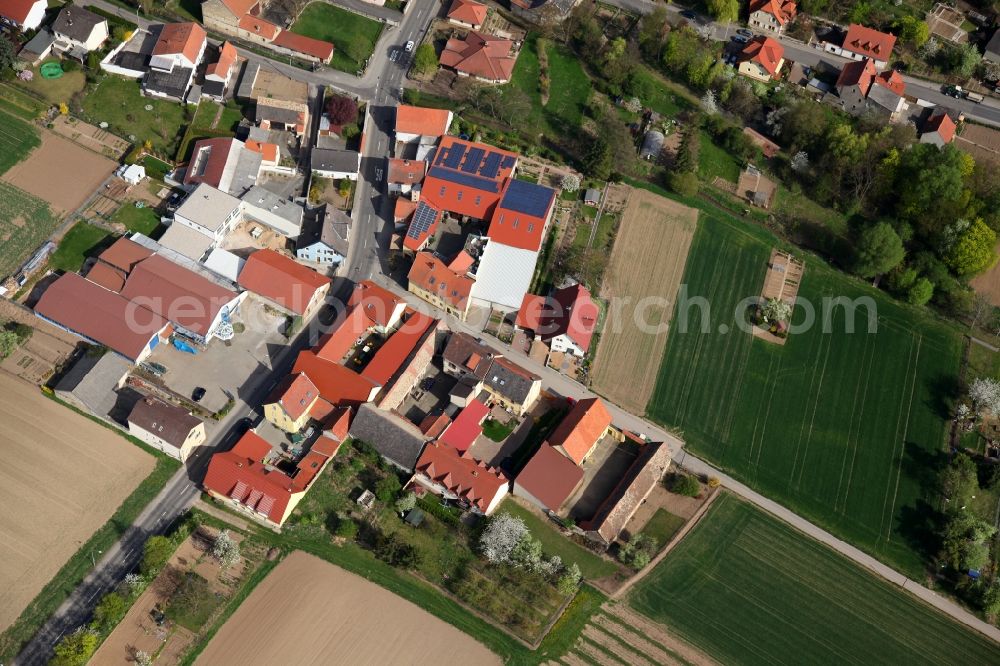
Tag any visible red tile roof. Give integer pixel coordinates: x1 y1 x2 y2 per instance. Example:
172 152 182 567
414 441 508 513
547 397 612 465
98 236 153 274
220 0 259 16
245 139 279 164
835 58 876 95
308 396 336 422
395 105 453 138
407 252 474 312
439 399 489 452
348 280 405 329
403 203 441 251
421 136 517 220
515 443 584 511
516 284 597 352
925 111 957 143
207 41 238 80
265 372 319 421
85 261 128 293
272 30 334 61
448 250 474 273
394 197 417 222
34 273 168 360
516 293 547 330
293 350 380 405
420 412 452 438
183 137 239 189
320 406 352 443
239 249 329 316
749 0 797 25
440 31 516 82
741 36 784 76
486 178 555 251
0 0 42 24
153 22 206 64
387 158 426 185
315 305 371 362
447 0 488 25
237 14 279 40
874 68 905 96
843 24 896 61
361 311 437 387
119 254 237 337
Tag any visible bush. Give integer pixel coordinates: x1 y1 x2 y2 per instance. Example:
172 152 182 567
90 591 128 633
375 474 401 502
140 535 173 575
668 170 699 197
61 59 79 72
335 517 358 539
667 473 701 497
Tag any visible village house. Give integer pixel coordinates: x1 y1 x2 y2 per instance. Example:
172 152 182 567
203 430 340 528
738 35 785 82
293 350 381 406
312 148 361 180
144 22 207 102
348 403 428 472
262 372 320 433
127 396 206 461
203 41 239 102
239 66 311 136
361 311 439 409
835 58 907 122
920 109 958 147
407 252 475 320
183 138 263 196
51 7 109 60
349 280 407 334
447 0 489 30
387 158 426 195
54 352 132 418
296 207 351 266
440 31 518 84
747 0 797 36
547 397 615 466
438 399 490 452
395 105 453 148
442 331 497 384
516 283 598 358
0 0 46 30
825 23 896 70
238 249 330 318
201 0 334 63
481 356 541 417
410 441 509 515
514 443 585 514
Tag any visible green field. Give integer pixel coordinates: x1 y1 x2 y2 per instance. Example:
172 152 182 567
50 222 114 272
698 131 741 183
83 76 189 155
630 494 999 665
112 203 161 236
508 35 591 137
0 183 59 278
291 3 383 73
637 508 686 547
0 108 40 175
647 201 963 577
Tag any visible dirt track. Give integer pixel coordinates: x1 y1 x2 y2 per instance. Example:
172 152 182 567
1 131 116 213
0 373 153 631
590 189 697 414
970 243 1000 306
196 550 501 666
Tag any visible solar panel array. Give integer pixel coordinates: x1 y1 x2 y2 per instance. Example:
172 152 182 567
480 152 502 178
500 155 516 169
462 147 486 173
407 202 439 240
427 167 501 193
443 143 466 169
500 179 555 218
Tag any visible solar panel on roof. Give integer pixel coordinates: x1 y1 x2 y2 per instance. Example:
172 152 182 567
462 147 485 173
500 155 516 169
407 202 439 239
500 179 555 218
427 167 500 193
480 152 502 178
443 143 466 169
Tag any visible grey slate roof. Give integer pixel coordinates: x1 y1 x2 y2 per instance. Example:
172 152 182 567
484 356 539 405
55 352 131 418
297 206 351 255
52 7 105 43
255 103 300 125
348 403 427 472
127 396 201 449
144 66 193 99
312 148 359 174
442 332 496 381
21 29 55 57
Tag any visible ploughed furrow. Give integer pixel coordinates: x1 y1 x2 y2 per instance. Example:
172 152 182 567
593 612 683 665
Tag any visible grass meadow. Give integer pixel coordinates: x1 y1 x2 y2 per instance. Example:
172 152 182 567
646 201 963 578
507 35 591 139
291 3 383 73
49 222 113 272
0 183 59 278
629 494 999 665
82 77 189 156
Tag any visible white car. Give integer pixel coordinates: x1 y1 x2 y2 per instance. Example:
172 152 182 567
405 40 414 52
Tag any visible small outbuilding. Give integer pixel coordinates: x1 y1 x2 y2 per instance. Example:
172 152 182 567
117 164 147 185
640 130 665 160
583 188 601 206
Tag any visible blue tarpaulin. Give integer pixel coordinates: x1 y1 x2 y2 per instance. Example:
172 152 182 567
172 338 197 354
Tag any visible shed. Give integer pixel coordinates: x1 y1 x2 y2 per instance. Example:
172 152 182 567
117 164 146 185
583 188 601 206
640 130 665 160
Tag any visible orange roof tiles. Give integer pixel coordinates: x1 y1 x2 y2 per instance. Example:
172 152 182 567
266 372 319 421
361 311 437 387
408 252 474 312
843 23 896 60
293 350 380 405
395 105 453 138
395 197 418 222
874 68 905 96
220 0 259 15
924 111 957 143
272 30 335 61
420 412 452 438
439 399 489 452
238 249 329 316
448 250 474 274
741 36 784 76
97 236 153 274
517 284 598 353
315 305 371 362
547 397 612 466
207 41 237 80
447 0 488 26
84 261 127 293
238 14 279 40
836 58 876 95
749 0 797 25
440 31 516 82
153 22 206 64
516 293 547 330
387 158 426 185
414 442 508 513
348 280 405 328
486 178 555 251
515 443 584 511
245 139 279 164
0 0 43 24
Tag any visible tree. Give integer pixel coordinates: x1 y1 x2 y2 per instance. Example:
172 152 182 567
852 222 905 279
141 535 173 575
325 94 358 125
511 535 543 571
479 513 528 564
582 137 612 180
983 583 1000 618
667 474 701 497
395 492 416 514
51 628 99 666
0 330 19 359
91 592 127 633
375 474 401 502
760 297 792 324
413 43 437 76
0 36 15 72
907 277 934 305
638 5 669 59
335 517 358 539
701 90 717 115
212 529 241 568
133 650 153 666
940 511 995 570
668 170 699 197
940 453 979 506
946 218 996 278
343 32 371 64
373 531 421 568
969 377 1000 416
895 16 930 47
560 173 580 192
790 150 810 174
618 534 658 569
706 0 739 22
123 573 144 597
556 563 581 595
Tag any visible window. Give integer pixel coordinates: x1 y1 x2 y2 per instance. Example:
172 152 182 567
527 223 534 233
457 191 463 201
512 219 519 229
439 186 446 196
475 195 481 206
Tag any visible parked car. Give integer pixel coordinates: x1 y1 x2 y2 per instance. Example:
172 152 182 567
732 34 750 44
680 9 697 20
737 28 753 38
405 40 414 52
192 387 206 402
